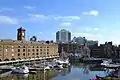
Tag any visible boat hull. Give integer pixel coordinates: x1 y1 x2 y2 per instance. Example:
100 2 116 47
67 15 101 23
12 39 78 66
12 69 29 74
11 66 29 74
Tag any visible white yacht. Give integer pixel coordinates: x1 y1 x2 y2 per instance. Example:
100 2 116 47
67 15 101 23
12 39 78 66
44 66 51 70
44 64 53 70
54 59 70 66
52 58 70 68
11 65 29 74
57 62 63 69
101 59 112 66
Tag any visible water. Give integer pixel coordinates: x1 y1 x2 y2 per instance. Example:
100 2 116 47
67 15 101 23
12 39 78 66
0 63 109 80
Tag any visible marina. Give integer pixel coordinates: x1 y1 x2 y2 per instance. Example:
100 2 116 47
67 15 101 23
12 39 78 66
0 62 118 80
0 58 70 73
0 58 120 80
0 0 120 79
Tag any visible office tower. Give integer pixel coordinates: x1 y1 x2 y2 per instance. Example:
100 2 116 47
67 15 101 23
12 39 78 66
56 29 71 43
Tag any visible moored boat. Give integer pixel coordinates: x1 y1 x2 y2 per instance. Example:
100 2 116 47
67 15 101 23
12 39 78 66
11 65 29 74
101 59 112 66
53 58 70 68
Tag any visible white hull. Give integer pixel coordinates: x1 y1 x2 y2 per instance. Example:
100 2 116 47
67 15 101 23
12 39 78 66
101 60 112 66
12 69 29 74
58 65 63 69
44 66 51 70
12 65 29 74
53 59 70 65
53 64 63 69
52 59 70 69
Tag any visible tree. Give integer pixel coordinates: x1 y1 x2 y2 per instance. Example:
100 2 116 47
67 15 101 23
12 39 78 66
30 36 37 41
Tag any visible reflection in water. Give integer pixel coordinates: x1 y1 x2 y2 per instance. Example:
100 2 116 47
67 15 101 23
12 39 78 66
0 63 109 80
83 65 89 75
0 68 70 80
59 67 71 76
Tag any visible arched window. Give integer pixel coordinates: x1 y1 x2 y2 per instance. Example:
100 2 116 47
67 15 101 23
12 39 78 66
37 56 39 58
4 58 9 61
11 58 15 61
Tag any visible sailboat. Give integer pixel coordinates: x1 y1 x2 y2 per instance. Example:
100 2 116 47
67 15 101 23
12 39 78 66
58 47 70 67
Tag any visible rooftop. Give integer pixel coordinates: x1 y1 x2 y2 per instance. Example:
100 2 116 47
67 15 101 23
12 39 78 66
0 40 57 45
17 26 26 31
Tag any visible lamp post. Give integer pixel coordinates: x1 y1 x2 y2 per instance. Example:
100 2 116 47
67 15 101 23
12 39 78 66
43 51 47 80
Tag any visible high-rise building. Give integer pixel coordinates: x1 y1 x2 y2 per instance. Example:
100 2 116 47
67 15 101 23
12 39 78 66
17 26 26 41
72 36 87 44
56 29 71 43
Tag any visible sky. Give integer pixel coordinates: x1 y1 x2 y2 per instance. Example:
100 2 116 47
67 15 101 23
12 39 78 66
0 0 120 44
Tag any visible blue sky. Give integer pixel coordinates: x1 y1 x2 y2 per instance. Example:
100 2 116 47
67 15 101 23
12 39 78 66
0 0 120 44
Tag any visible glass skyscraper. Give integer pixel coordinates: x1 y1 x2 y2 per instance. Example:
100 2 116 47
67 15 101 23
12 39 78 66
56 29 71 43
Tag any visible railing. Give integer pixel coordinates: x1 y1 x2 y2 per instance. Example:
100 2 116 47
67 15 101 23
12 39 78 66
0 56 59 65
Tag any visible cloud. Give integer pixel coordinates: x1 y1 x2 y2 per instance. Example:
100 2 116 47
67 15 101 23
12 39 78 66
27 14 80 22
28 14 47 19
40 32 43 34
0 7 14 12
73 33 94 37
93 28 99 31
84 27 99 31
0 16 19 24
72 32 101 40
25 13 81 22
71 27 120 44
85 27 92 31
54 16 80 21
1 7 14 11
60 22 72 26
24 6 36 10
106 29 120 44
82 10 99 16
27 14 47 22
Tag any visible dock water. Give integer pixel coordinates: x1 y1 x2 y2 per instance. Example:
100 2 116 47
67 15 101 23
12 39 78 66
1 58 120 80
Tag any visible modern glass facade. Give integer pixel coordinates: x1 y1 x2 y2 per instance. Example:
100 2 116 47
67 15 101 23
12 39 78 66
56 29 71 43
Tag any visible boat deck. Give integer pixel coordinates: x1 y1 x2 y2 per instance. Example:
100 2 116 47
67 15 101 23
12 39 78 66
105 64 120 69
